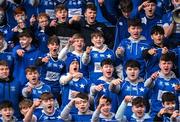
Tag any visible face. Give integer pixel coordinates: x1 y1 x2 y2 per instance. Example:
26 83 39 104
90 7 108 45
55 9 67 23
85 9 96 24
0 65 9 79
163 101 176 114
151 32 164 45
122 11 131 18
15 12 26 22
159 60 173 76
0 107 14 121
91 35 104 49
172 0 180 8
143 2 156 18
69 60 79 73
20 106 30 116
38 17 49 28
19 36 32 49
101 64 114 79
128 26 142 40
132 104 146 118
73 38 84 52
100 101 111 117
42 99 55 114
75 99 89 113
48 42 59 57
17 19 26 29
26 71 39 85
126 67 140 82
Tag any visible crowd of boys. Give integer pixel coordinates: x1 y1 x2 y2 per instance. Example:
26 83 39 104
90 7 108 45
0 0 179 121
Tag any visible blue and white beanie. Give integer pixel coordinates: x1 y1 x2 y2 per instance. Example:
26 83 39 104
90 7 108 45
65 56 79 72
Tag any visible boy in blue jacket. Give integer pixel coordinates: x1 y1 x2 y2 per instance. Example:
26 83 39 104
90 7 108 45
59 56 91 113
154 92 180 122
144 53 180 118
109 60 149 118
12 30 42 85
143 25 171 78
0 60 21 119
22 66 51 101
116 18 150 78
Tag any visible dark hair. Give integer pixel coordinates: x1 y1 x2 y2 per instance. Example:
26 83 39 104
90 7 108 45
0 100 13 110
91 30 103 39
55 4 68 13
85 3 97 12
101 58 114 67
40 92 54 100
19 99 33 110
76 92 89 101
120 0 133 12
142 0 157 4
151 25 164 35
97 96 111 105
132 97 146 107
48 35 60 45
125 60 140 69
162 92 175 104
0 32 4 38
0 60 8 67
18 30 32 38
13 6 26 16
127 18 141 27
25 65 38 74
160 53 175 62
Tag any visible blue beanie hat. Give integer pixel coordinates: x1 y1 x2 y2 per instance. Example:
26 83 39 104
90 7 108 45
65 56 79 72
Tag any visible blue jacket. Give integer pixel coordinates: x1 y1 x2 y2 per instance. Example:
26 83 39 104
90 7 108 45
119 36 150 78
0 77 22 119
12 45 42 85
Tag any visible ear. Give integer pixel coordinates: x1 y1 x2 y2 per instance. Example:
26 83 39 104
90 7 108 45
29 37 32 43
151 35 154 40
128 28 130 33
84 11 87 18
132 106 135 113
100 66 103 72
158 62 161 69
162 103 165 107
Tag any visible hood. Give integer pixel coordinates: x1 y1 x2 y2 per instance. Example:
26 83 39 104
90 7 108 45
158 71 176 81
125 77 144 84
131 113 151 121
128 36 146 43
26 81 44 88
92 44 108 53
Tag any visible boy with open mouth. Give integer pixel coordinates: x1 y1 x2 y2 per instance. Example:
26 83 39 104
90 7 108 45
59 56 91 114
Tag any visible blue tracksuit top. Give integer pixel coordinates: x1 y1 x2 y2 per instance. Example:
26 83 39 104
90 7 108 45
60 74 91 113
12 45 42 85
118 78 149 118
92 77 119 113
0 78 22 119
147 72 180 118
87 45 116 83
119 36 150 78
